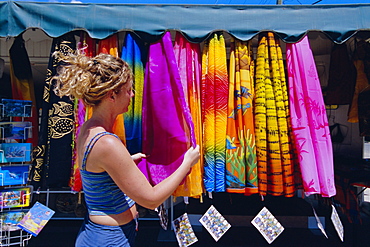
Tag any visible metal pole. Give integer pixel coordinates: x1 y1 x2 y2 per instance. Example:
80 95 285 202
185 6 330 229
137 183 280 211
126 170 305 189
276 0 283 4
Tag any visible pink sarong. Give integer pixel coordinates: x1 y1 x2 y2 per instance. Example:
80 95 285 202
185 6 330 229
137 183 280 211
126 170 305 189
138 32 196 186
286 36 336 197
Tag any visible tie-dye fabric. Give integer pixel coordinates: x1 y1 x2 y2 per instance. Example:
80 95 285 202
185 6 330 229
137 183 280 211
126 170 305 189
172 32 204 198
202 33 228 192
138 32 196 186
226 39 258 195
121 33 145 154
286 35 336 198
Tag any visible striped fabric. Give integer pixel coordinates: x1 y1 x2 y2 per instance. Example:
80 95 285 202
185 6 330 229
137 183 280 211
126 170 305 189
254 32 296 197
81 132 135 215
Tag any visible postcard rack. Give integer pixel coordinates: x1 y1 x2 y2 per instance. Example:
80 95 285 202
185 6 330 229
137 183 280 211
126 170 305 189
0 99 33 247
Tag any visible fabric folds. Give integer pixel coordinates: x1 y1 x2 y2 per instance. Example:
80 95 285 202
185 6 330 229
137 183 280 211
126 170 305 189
226 38 258 195
286 35 336 198
138 31 196 186
172 32 204 198
201 33 228 192
121 33 145 154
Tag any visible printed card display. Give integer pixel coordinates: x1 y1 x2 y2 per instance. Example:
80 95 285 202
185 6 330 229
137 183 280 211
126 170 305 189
1 210 27 231
0 186 32 209
172 213 198 247
1 99 32 117
251 207 284 244
0 122 32 140
199 205 231 242
331 205 344 242
0 143 32 163
17 201 55 236
0 165 29 186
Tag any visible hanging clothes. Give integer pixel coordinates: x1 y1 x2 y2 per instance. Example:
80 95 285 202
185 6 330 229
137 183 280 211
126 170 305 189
348 40 370 123
30 33 77 189
286 35 336 198
121 33 145 154
324 44 356 105
201 33 228 193
98 34 126 144
70 32 97 192
254 32 296 197
172 32 204 198
9 35 39 147
137 31 196 186
226 38 258 195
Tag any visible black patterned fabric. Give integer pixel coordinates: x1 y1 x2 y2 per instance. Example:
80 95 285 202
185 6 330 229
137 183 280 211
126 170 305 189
30 32 77 189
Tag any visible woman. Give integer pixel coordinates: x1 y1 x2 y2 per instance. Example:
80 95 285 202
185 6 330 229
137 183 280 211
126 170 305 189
53 52 200 247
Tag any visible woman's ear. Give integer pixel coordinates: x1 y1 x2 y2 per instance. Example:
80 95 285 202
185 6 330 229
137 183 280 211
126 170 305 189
107 90 115 101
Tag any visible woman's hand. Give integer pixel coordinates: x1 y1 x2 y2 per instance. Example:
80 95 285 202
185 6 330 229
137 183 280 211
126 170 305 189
131 153 146 164
184 145 200 168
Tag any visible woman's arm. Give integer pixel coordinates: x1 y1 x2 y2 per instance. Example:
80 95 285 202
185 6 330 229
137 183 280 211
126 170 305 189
91 135 200 209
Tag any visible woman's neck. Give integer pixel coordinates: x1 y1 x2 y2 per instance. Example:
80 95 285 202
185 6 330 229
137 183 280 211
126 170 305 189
88 106 118 133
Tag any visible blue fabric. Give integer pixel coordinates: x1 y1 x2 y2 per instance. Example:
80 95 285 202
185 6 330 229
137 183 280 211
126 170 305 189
81 132 135 216
75 215 137 247
2 2 370 43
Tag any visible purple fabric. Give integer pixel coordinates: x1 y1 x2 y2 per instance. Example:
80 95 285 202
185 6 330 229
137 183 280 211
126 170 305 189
286 36 336 198
138 32 195 186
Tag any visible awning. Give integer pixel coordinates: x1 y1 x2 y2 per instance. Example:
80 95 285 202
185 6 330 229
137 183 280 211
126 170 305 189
1 1 370 43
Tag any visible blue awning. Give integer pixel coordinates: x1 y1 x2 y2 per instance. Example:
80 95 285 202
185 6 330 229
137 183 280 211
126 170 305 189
1 1 370 43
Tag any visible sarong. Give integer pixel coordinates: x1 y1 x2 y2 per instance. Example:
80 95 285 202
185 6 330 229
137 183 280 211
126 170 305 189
226 38 258 195
202 33 228 192
286 35 336 198
121 33 145 154
172 32 204 198
138 32 195 186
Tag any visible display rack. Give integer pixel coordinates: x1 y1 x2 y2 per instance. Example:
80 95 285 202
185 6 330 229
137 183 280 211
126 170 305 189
0 101 33 247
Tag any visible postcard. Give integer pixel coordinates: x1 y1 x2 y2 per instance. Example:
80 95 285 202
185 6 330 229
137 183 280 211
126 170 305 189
0 143 32 163
1 210 27 231
199 205 231 242
1 99 32 118
0 165 30 186
172 213 198 247
331 205 344 242
0 186 32 209
0 122 32 140
251 207 284 244
17 201 55 237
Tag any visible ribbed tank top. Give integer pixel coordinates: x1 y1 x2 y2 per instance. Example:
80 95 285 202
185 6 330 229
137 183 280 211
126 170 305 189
81 132 135 216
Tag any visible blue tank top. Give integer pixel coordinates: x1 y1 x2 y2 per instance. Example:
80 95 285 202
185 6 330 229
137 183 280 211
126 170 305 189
81 132 135 216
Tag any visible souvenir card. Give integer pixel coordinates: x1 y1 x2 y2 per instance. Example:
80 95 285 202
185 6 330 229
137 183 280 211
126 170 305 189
199 205 231 242
331 205 344 242
251 207 284 244
17 201 55 237
1 99 32 117
0 143 32 163
0 165 30 186
172 213 198 247
0 186 32 209
0 122 32 140
1 210 27 231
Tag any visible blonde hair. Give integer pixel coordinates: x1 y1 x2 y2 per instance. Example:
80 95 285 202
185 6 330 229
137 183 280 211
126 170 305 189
53 52 133 106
